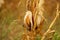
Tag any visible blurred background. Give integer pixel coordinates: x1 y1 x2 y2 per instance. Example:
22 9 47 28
0 0 60 40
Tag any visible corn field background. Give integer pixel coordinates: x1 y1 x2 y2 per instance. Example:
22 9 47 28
0 0 60 40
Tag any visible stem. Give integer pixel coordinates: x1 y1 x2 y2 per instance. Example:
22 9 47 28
41 2 60 40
